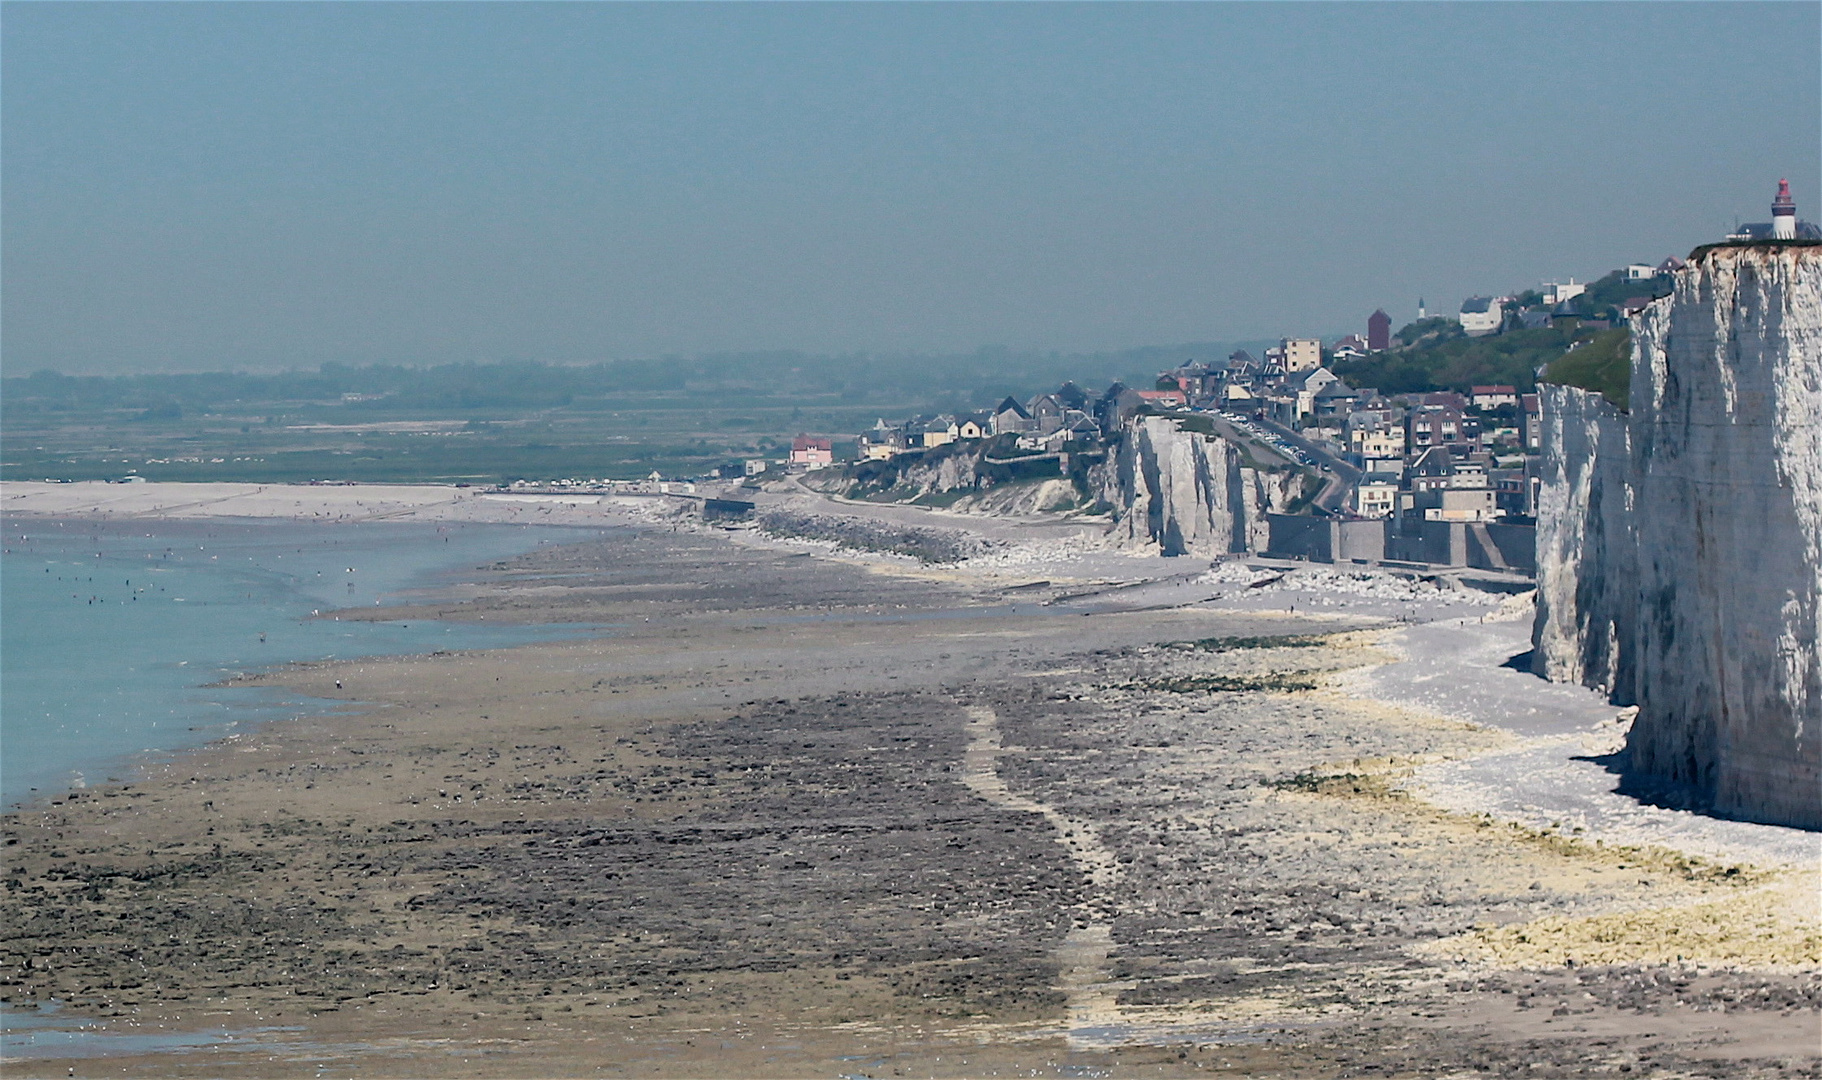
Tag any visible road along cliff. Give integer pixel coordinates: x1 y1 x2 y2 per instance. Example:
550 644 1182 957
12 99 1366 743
1532 242 1822 829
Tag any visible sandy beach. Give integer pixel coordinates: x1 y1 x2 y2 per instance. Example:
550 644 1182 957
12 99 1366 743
2 481 1817 1077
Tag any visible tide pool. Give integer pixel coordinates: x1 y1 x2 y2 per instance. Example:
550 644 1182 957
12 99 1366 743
1 518 613 804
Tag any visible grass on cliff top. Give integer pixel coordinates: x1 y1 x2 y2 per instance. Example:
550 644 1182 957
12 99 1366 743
1543 328 1631 411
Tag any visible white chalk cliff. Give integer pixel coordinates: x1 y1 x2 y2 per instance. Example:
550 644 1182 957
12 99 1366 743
1532 245 1822 829
1531 383 1636 700
1096 415 1299 556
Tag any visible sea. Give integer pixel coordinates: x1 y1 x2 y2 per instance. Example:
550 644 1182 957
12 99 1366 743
0 517 614 805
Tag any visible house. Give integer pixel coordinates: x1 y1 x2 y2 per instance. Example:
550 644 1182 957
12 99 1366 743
1447 459 1488 488
1063 412 1099 440
1620 295 1655 317
1656 256 1687 276
1521 393 1542 450
990 397 1032 435
1625 263 1657 280
790 434 835 468
858 419 907 460
1021 414 1101 453
1492 468 1535 517
1163 361 1226 403
1367 308 1392 351
1287 368 1340 418
1028 393 1068 433
1311 379 1361 418
1093 384 1147 432
1402 486 1497 523
1349 424 1405 460
1330 334 1368 362
1406 445 1458 491
1468 385 1519 410
1542 280 1586 305
1281 338 1322 373
1352 480 1399 519
1136 389 1187 409
1459 296 1504 336
957 413 992 440
921 415 959 448
1408 405 1479 451
1519 309 1552 330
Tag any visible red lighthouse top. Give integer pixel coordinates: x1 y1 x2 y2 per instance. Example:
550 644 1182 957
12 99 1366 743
1773 178 1796 214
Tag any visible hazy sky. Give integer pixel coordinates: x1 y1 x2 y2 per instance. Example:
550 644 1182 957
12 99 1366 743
5 2 1818 374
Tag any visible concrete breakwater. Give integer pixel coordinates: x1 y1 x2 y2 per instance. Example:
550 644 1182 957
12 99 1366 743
1532 244 1822 829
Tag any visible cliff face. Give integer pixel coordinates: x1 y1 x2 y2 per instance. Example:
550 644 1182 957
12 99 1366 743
1532 245 1822 829
1530 383 1636 701
1096 415 1298 556
1626 247 1822 828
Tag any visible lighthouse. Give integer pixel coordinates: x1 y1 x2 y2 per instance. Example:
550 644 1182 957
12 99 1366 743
1773 178 1797 240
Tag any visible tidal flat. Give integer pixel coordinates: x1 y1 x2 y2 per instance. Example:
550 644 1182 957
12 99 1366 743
2 524 1816 1077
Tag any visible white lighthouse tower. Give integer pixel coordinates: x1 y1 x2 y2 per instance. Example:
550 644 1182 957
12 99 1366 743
1772 178 1797 240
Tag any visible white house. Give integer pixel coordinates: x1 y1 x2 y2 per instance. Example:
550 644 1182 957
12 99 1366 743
1468 384 1519 410
1458 297 1504 336
1291 367 1341 418
1352 480 1399 519
1542 280 1586 306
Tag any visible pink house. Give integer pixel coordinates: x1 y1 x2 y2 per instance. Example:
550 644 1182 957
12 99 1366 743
790 434 834 467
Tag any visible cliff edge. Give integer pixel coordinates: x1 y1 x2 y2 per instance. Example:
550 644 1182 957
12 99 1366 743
1533 244 1821 829
1093 415 1301 556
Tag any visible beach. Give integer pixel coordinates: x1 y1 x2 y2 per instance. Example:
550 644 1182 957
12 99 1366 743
2 482 1816 1077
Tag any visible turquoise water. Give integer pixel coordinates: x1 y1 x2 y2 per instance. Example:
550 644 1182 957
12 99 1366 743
1 518 614 804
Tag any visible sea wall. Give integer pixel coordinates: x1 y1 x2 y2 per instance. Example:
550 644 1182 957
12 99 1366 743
1096 415 1299 556
1532 245 1821 829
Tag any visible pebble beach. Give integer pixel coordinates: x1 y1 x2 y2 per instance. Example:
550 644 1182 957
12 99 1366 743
2 481 1816 1077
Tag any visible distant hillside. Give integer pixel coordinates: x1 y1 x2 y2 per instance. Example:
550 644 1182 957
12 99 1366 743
3 344 1259 422
1 344 1258 485
1333 322 1585 395
1333 267 1665 395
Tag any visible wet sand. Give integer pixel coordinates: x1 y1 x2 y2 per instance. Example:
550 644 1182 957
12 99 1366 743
3 509 1818 1077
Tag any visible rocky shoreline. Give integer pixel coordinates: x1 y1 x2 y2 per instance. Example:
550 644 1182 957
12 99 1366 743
3 511 1817 1077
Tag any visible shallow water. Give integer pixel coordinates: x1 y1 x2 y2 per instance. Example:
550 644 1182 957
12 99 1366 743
0 999 304 1062
1 518 615 804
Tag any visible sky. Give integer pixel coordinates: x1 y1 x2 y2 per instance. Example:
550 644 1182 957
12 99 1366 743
4 2 1819 375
